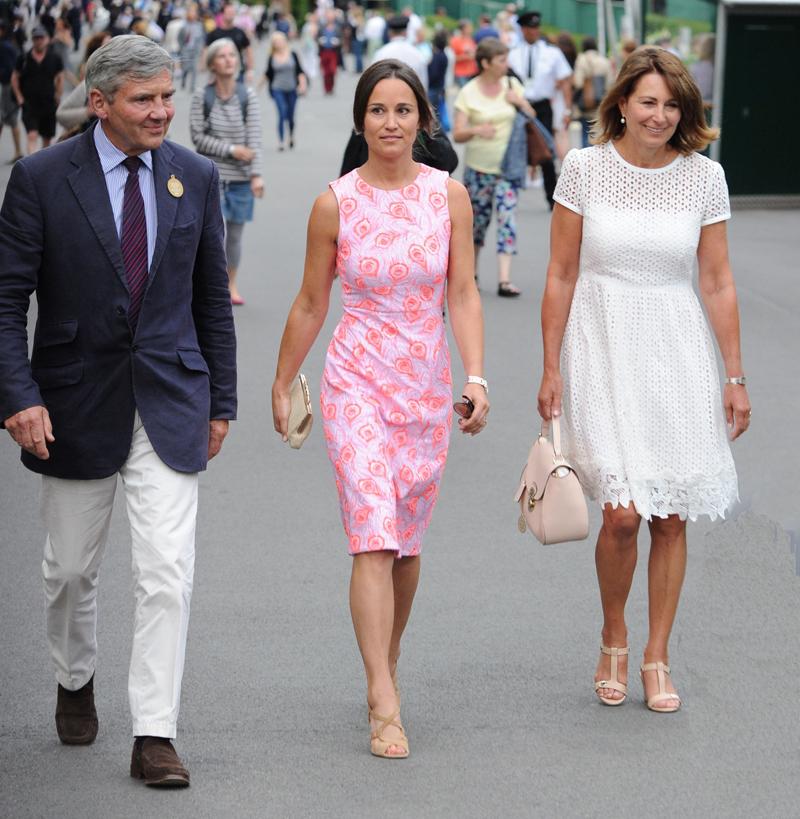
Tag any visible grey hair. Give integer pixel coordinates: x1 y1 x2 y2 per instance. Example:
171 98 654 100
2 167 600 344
206 38 241 72
85 35 173 99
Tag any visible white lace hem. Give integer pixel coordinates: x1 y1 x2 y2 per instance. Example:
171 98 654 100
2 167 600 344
579 464 739 522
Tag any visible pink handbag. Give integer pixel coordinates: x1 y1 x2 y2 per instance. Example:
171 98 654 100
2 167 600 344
514 417 589 545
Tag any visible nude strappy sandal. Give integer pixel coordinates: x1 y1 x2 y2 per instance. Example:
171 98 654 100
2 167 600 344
369 709 409 759
640 661 681 713
594 645 629 706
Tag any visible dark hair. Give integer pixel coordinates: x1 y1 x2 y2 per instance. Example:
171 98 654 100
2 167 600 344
433 31 448 51
475 37 508 73
582 36 597 52
352 59 434 135
83 31 110 64
594 46 718 153
556 32 576 68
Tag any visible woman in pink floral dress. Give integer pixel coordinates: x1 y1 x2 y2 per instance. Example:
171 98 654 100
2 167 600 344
272 60 488 758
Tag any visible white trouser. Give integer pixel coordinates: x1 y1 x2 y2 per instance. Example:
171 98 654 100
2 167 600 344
41 412 198 739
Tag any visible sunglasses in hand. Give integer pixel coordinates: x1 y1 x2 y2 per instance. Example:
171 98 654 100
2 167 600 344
453 395 475 419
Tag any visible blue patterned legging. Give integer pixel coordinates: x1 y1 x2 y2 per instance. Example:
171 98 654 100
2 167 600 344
463 167 520 255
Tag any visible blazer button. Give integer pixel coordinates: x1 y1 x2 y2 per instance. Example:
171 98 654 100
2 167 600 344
132 345 139 353
116 306 125 316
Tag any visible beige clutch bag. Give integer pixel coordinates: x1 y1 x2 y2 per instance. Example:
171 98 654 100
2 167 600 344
514 417 589 545
287 373 313 449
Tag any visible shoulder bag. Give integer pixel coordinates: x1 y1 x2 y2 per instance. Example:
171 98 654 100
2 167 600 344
526 118 553 167
514 417 589 544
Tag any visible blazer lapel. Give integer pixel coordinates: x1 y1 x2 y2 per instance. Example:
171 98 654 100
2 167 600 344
67 128 127 288
149 141 181 280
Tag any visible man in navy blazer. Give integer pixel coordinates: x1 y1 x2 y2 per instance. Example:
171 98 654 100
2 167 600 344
0 36 236 787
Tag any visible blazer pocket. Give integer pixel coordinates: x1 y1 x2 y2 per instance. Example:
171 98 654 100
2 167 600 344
32 361 84 389
36 319 78 348
176 348 210 375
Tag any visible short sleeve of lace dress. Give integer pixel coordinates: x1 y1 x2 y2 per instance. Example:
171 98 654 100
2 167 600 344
553 149 583 215
701 160 731 226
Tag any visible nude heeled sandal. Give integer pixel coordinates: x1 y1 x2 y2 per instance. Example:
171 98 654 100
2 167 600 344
369 709 409 759
640 661 681 713
594 645 629 706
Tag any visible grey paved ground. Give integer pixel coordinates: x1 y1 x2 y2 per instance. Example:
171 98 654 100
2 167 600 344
1 55 798 819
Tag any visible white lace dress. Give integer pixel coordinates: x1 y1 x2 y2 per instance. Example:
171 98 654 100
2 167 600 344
553 142 738 521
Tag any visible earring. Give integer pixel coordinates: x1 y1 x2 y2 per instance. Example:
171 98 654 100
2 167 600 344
620 115 626 126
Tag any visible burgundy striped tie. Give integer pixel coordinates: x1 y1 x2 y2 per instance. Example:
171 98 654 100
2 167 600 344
120 157 148 331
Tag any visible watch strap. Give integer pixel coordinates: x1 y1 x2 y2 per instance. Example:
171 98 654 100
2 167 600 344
466 375 488 393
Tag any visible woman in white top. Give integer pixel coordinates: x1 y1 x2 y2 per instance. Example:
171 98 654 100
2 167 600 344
538 47 750 713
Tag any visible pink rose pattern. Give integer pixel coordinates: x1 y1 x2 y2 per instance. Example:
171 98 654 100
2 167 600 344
323 166 453 557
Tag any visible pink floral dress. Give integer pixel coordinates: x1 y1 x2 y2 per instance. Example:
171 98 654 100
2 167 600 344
322 165 453 557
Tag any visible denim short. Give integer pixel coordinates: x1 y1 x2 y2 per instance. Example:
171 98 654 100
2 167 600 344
221 180 254 224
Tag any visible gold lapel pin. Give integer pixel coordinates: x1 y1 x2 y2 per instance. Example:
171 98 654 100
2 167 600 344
167 175 184 198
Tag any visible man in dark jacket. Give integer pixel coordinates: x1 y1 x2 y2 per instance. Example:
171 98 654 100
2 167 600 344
0 36 236 787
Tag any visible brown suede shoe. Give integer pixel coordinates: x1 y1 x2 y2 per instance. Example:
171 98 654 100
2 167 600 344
55 675 98 745
130 737 190 787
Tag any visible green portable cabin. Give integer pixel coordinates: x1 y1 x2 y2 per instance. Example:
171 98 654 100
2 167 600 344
712 0 800 205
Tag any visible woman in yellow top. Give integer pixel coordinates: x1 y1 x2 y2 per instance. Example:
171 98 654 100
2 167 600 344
454 37 536 297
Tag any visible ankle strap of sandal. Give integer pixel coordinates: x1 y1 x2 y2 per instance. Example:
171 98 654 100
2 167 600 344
640 661 670 673
600 645 629 656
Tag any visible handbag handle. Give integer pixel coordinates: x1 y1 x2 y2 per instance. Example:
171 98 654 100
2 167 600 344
539 416 564 459
505 75 535 121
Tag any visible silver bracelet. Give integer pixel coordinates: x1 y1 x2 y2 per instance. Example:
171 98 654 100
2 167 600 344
725 376 746 386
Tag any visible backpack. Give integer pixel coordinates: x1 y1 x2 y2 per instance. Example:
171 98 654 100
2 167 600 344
576 73 606 113
202 82 248 131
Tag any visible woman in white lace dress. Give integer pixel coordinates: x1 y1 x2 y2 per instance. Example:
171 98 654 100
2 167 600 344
537 47 750 713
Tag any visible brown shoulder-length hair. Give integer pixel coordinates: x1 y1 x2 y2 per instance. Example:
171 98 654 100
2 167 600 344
593 45 718 154
353 59 434 136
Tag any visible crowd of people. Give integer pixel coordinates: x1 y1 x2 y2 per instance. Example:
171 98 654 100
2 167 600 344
1 0 716 302
0 0 746 789
0 1 717 156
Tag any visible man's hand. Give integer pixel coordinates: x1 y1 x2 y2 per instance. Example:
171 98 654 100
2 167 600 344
4 405 55 459
208 419 229 460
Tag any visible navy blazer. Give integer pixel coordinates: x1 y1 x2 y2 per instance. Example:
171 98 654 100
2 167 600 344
0 125 237 478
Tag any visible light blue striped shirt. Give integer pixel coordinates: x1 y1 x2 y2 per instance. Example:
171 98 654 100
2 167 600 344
93 123 157 269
